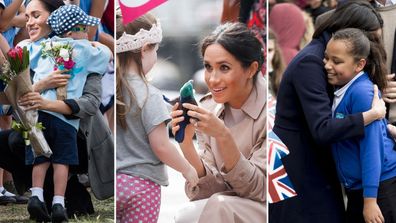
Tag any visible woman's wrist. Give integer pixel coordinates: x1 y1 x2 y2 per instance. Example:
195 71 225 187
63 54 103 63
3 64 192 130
40 98 51 110
32 82 42 93
216 127 241 173
216 126 231 141
362 109 378 126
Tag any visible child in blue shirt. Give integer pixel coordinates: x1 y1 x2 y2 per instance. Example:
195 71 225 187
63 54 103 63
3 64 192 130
324 28 396 223
23 4 111 222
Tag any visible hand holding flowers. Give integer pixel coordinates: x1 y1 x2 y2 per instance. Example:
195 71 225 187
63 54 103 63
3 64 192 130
0 46 51 157
41 41 76 100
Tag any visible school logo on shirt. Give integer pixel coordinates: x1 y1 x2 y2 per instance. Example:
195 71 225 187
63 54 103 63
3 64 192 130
335 113 345 119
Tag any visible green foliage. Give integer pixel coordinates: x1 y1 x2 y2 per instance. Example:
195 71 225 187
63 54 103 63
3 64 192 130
40 41 73 60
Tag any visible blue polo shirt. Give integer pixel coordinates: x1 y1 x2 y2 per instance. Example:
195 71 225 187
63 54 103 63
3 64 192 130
28 37 111 129
332 72 396 198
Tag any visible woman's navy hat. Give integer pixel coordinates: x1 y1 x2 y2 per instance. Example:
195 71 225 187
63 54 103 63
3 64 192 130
47 5 100 35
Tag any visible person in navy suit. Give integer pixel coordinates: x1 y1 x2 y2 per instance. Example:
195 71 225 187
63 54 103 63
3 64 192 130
269 1 387 222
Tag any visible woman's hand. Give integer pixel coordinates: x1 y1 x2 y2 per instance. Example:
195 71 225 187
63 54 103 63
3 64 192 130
371 84 386 120
183 103 227 138
33 69 71 93
383 73 396 103
18 92 49 111
363 85 386 125
363 198 384 223
170 102 196 143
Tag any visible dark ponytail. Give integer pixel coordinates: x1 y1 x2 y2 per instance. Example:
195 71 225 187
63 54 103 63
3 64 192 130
365 31 387 91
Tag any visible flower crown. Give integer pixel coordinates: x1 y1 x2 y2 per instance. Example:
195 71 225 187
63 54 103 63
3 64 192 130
116 22 162 53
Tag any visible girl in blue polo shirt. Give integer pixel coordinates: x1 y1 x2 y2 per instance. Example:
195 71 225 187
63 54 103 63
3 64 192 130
324 28 396 223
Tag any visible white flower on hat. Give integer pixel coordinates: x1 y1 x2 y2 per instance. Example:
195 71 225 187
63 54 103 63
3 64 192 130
59 48 70 61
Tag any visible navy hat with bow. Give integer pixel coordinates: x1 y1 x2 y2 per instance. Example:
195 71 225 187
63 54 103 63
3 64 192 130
47 5 100 35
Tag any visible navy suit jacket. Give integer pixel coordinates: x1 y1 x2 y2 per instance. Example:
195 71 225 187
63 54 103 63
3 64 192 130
269 32 365 223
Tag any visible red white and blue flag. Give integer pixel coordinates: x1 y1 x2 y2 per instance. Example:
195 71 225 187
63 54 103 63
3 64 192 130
268 95 297 203
118 0 167 24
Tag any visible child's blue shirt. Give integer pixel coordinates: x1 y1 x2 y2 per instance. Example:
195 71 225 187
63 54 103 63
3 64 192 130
332 72 396 198
28 37 111 130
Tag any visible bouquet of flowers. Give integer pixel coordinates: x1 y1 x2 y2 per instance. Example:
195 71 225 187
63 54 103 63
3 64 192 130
41 41 75 100
0 46 52 157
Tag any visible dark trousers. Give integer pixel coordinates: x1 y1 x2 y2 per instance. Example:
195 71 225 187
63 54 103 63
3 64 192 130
346 177 396 223
345 188 364 223
0 129 94 217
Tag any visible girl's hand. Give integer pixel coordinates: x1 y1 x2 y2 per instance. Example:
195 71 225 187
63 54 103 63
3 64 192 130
33 69 70 92
363 198 384 223
182 164 199 187
371 84 386 120
183 103 227 138
170 102 195 143
18 92 48 111
383 73 396 103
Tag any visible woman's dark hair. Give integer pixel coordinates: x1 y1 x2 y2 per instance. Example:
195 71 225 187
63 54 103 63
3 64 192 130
29 0 65 14
201 22 264 81
313 0 383 38
332 28 387 90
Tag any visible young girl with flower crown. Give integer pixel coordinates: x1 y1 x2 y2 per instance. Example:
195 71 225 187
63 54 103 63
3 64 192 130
324 28 396 223
115 13 198 223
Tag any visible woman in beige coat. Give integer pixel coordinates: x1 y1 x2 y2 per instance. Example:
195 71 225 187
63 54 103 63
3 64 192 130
171 22 266 223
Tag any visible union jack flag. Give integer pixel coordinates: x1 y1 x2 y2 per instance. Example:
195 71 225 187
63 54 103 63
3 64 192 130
268 95 297 203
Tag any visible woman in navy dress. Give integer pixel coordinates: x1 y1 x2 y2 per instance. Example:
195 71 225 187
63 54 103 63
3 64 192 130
269 1 387 222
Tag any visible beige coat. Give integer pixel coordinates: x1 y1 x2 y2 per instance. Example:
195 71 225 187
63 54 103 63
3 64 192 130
185 76 267 223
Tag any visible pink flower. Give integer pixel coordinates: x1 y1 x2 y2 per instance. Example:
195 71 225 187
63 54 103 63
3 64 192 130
56 57 64 64
15 47 23 60
7 47 24 60
7 48 17 59
63 59 75 70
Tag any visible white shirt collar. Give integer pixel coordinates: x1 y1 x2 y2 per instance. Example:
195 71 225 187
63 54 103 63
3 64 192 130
332 71 365 115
